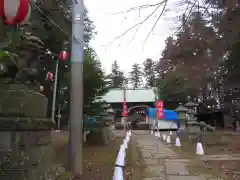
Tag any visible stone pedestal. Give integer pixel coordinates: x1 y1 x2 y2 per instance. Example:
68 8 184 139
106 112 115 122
0 130 58 180
186 121 201 133
0 84 56 180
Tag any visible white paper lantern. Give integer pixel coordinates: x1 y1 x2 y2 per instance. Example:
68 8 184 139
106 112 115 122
40 85 44 92
0 63 7 75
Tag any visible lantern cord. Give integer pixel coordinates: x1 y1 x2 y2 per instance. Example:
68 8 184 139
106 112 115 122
28 0 85 46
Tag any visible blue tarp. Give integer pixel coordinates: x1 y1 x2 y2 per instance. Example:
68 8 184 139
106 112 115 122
83 116 101 131
146 108 178 121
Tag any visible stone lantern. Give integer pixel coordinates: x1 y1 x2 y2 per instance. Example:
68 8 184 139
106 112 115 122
100 111 111 127
185 101 200 132
100 111 111 145
175 103 188 130
102 103 111 110
185 101 199 121
101 103 115 123
106 108 115 123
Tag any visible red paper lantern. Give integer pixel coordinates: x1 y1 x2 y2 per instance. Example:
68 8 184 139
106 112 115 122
46 72 53 81
59 50 68 61
0 0 31 25
20 2 31 25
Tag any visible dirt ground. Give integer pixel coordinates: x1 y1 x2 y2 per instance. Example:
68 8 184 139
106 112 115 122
125 138 144 180
80 138 122 179
173 133 240 155
202 134 240 155
206 160 240 180
52 131 124 180
171 132 240 180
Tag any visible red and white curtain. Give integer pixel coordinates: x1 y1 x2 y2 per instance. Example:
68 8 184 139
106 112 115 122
122 89 128 117
122 96 128 117
156 100 164 119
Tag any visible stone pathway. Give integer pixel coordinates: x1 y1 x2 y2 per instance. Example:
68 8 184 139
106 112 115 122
201 154 240 161
134 132 221 180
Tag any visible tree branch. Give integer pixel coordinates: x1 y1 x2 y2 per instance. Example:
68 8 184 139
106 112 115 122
106 0 215 47
142 0 168 49
107 2 165 45
111 1 168 15
169 0 198 37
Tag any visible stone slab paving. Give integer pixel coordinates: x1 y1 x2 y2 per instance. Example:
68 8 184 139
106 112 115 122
201 154 240 161
143 158 159 165
165 161 189 175
168 176 206 180
133 132 210 180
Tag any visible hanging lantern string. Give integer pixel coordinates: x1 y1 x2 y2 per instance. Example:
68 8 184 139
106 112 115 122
28 0 85 46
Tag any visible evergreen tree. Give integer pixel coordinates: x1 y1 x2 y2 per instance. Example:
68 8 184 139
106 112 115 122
129 63 143 88
107 60 125 88
143 58 156 87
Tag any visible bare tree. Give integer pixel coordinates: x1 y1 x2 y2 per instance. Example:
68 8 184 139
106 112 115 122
107 0 213 47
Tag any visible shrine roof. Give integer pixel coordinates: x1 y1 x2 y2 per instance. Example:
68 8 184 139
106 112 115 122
102 88 156 103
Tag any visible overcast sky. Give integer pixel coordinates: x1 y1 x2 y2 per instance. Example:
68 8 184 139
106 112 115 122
85 0 183 74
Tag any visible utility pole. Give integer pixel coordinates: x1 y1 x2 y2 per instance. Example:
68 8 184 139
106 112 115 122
51 60 59 124
122 80 128 133
123 86 126 133
57 104 61 131
69 0 85 176
152 87 159 132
